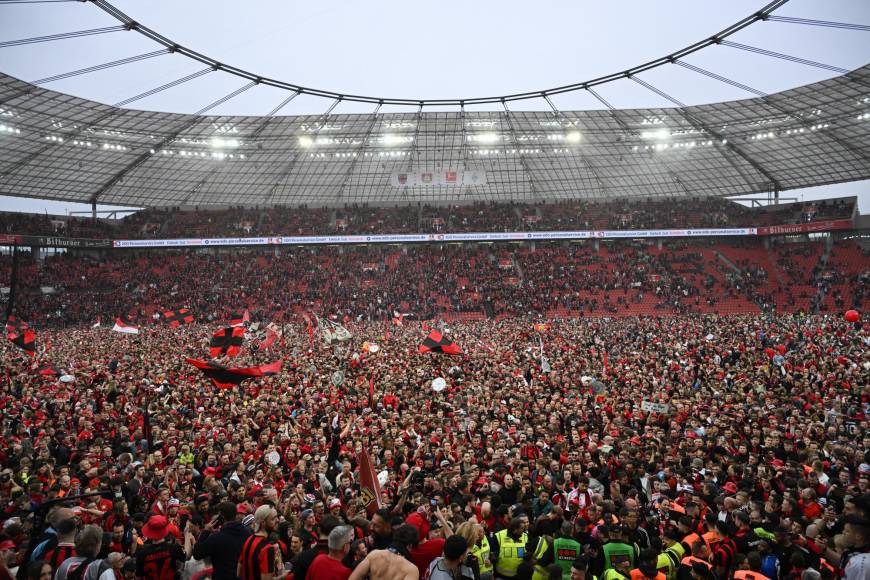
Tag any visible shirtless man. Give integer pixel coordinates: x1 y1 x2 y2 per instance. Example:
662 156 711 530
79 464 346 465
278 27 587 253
349 524 420 580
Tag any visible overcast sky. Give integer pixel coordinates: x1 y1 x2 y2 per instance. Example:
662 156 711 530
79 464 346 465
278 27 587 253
0 0 868 215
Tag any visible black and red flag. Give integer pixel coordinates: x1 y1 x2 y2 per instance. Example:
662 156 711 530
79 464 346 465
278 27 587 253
6 316 36 357
185 358 282 389
418 330 463 355
37 364 61 376
163 308 194 328
209 326 246 358
229 310 250 328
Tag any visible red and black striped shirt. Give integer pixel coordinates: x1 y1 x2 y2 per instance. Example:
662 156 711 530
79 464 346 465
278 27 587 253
44 544 77 573
238 535 276 580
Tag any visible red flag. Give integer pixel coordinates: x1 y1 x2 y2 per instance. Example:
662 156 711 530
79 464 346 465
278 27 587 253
602 350 609 376
357 448 383 517
368 372 375 407
257 328 278 351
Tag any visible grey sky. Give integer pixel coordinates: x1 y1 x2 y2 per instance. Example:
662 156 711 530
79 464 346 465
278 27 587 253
0 0 868 214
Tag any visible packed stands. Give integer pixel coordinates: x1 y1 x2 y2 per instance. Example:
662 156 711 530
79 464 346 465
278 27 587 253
2 238 867 329
0 196 856 239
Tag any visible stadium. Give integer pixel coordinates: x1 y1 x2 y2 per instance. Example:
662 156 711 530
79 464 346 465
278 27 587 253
0 1 869 580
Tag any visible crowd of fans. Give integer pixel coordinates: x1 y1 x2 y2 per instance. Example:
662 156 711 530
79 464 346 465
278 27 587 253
2 238 867 331
1 308 868 580
0 197 855 240
0 204 868 580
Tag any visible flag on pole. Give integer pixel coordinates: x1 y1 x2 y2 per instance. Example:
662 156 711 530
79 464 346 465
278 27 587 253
229 310 250 328
6 316 36 356
112 315 139 334
316 315 352 344
357 447 384 517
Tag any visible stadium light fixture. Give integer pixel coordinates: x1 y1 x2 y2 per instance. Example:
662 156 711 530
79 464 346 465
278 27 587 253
641 128 670 140
382 133 406 146
565 131 582 144
298 135 313 148
211 136 239 149
474 132 499 144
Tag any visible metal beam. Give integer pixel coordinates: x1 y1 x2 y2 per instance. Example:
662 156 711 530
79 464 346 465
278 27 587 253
336 103 382 201
543 94 608 197
1 67 214 181
501 101 539 200
90 80 257 203
630 75 781 190
264 98 342 206
587 86 693 196
86 0 790 107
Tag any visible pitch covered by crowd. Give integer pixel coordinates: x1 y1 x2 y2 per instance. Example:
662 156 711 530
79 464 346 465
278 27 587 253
0 313 868 580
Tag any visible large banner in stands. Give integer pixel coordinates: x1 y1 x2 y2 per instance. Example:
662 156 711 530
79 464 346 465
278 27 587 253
0 234 111 248
756 219 853 236
113 227 760 248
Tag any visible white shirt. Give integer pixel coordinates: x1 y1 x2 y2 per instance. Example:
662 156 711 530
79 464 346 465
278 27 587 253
844 551 868 580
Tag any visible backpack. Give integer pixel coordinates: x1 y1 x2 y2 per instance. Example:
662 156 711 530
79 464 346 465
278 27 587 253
67 558 111 580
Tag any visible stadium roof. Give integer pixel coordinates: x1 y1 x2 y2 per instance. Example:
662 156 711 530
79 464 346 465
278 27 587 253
0 65 868 207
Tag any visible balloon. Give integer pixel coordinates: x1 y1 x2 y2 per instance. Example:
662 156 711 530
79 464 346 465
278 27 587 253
367 343 380 353
776 344 786 355
59 375 75 383
836 355 847 365
845 310 860 323
431 377 446 392
773 355 785 366
764 348 775 359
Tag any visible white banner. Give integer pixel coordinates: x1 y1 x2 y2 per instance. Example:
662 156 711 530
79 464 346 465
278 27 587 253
113 228 758 248
641 401 670 414
390 170 487 187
